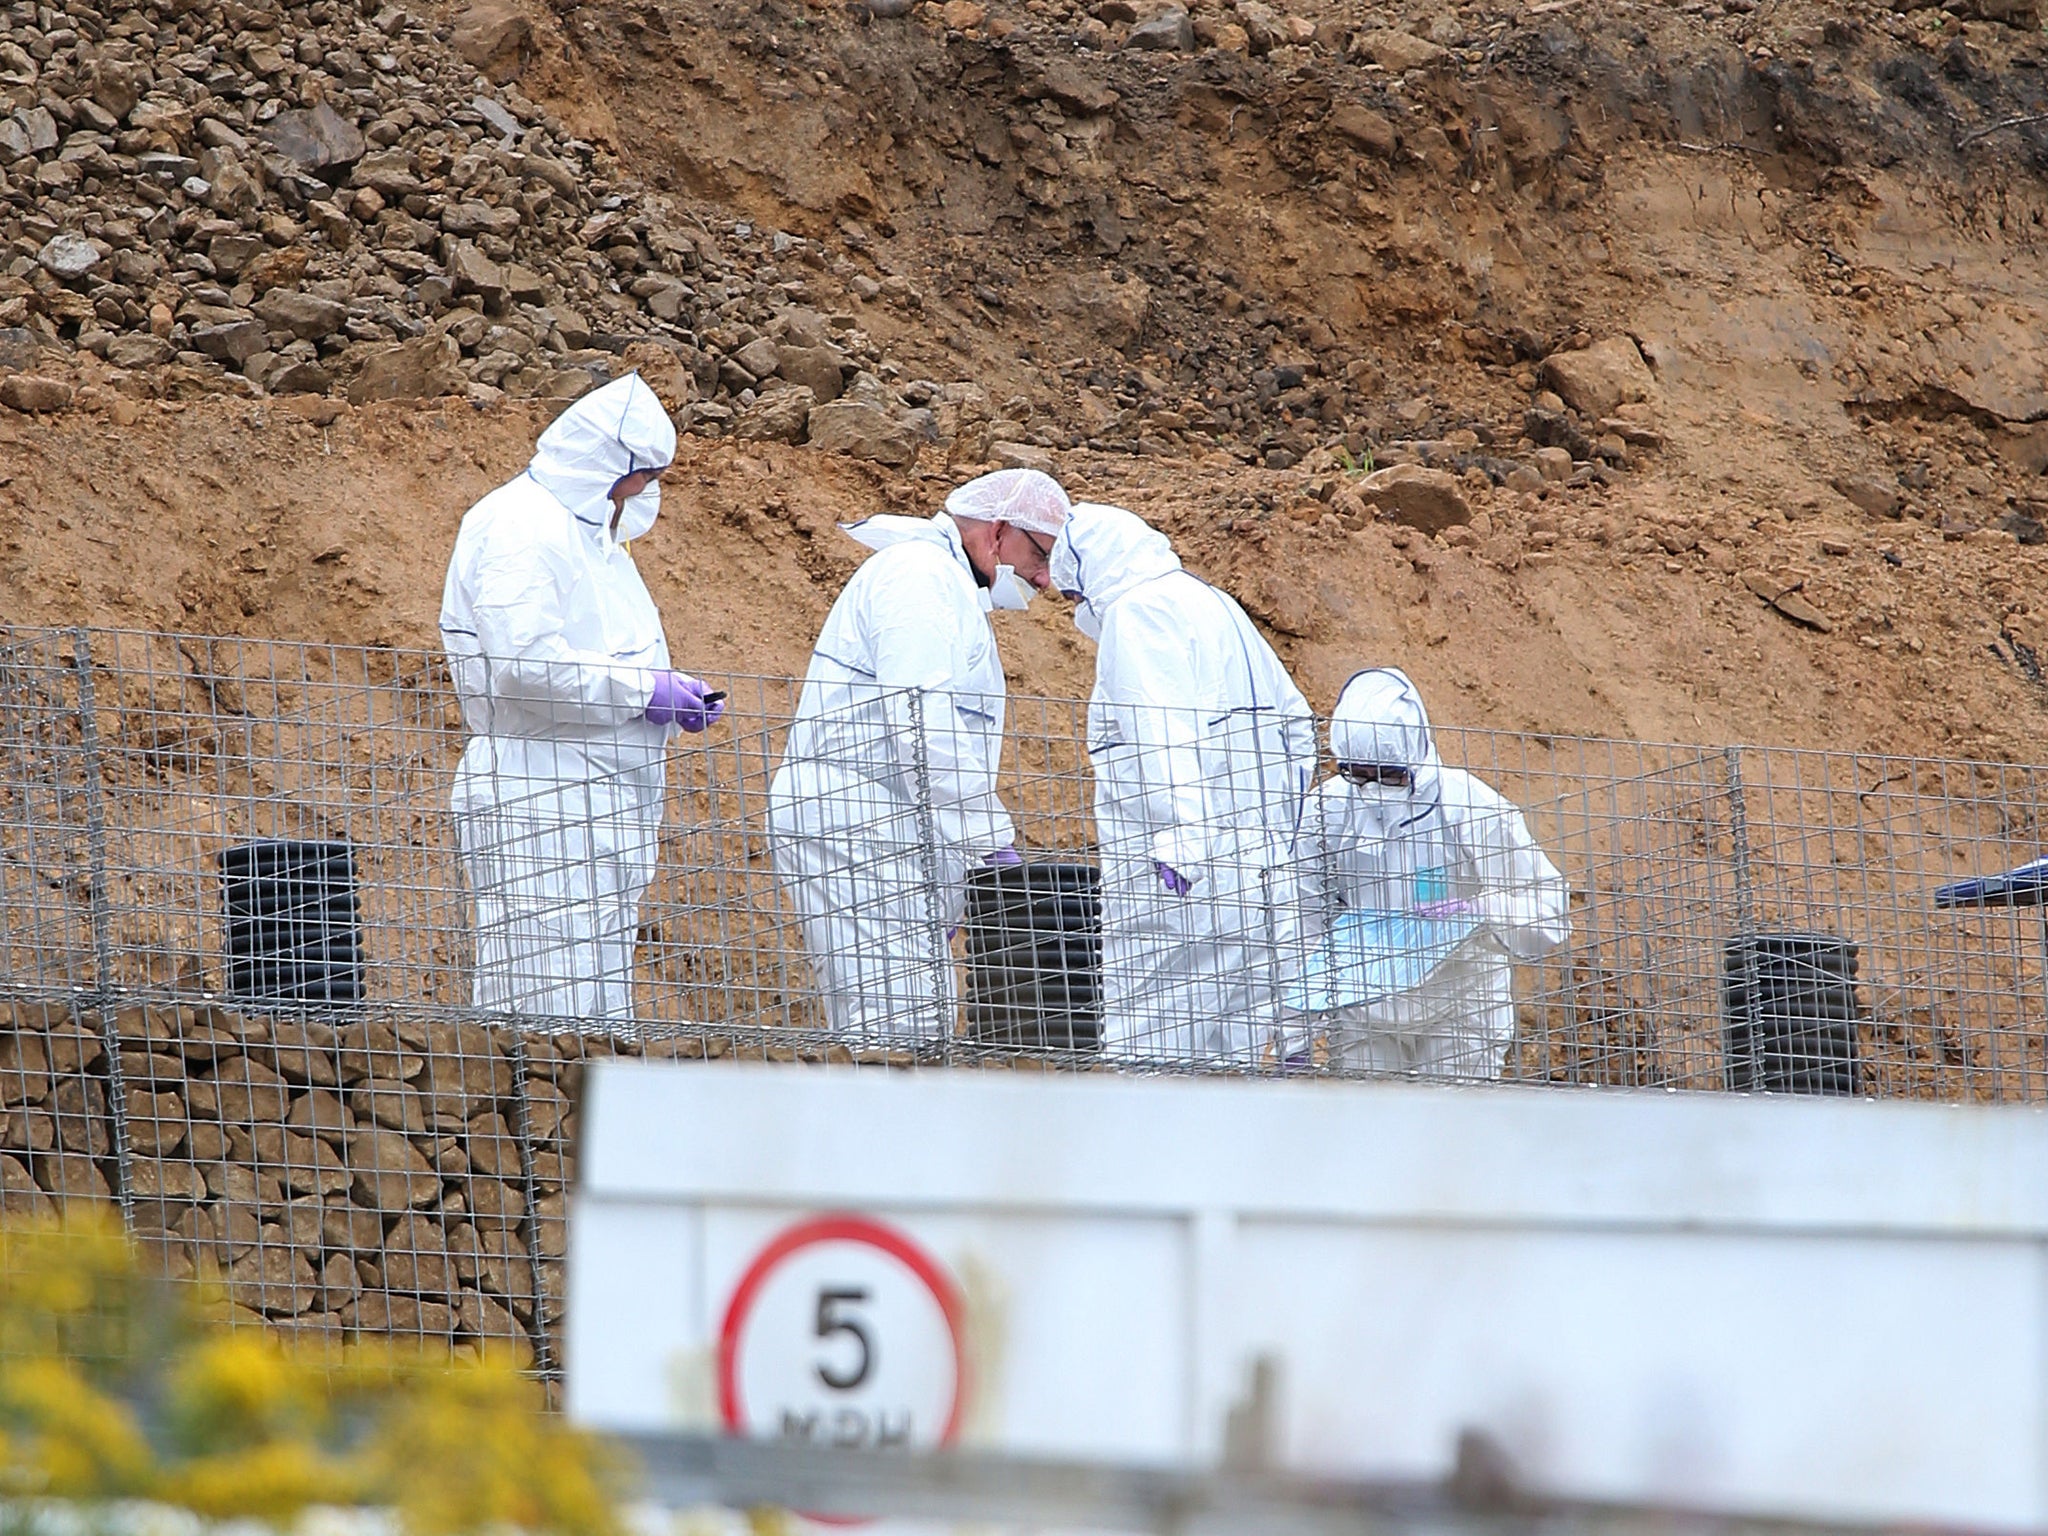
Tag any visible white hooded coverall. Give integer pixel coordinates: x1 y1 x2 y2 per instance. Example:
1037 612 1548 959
439 373 679 1028
1051 504 1319 1063
768 513 1016 1043
1302 667 1570 1077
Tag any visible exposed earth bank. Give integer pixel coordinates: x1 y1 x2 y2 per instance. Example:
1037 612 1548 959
4 0 2048 758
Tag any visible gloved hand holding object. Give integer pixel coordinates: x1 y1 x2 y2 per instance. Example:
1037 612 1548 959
984 846 1024 868
1155 860 1192 896
646 672 724 732
1414 897 1478 920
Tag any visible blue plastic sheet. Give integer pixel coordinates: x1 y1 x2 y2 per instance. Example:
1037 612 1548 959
1286 906 1482 1014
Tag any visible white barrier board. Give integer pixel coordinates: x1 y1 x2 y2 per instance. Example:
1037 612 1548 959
567 1064 2048 1530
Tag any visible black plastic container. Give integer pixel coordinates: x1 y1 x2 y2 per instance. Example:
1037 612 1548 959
962 861 1103 1050
1721 932 1861 1095
218 839 365 1009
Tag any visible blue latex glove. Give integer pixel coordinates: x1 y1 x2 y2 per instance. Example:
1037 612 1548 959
984 846 1023 868
1155 860 1192 896
645 672 724 733
1414 897 1478 920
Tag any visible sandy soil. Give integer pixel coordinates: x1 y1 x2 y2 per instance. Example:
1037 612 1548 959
5 0 2048 764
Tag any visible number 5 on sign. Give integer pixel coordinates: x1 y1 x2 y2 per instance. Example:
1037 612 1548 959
718 1216 967 1451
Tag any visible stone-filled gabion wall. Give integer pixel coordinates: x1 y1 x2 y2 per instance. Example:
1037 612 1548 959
0 995 706 1368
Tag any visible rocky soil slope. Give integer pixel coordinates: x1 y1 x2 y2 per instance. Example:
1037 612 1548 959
2 0 2048 760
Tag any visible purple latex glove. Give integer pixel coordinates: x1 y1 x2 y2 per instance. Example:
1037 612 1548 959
645 671 723 733
984 846 1024 868
1155 860 1192 896
1414 897 1478 920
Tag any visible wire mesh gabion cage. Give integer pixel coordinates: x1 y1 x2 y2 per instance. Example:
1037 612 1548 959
5 624 2048 1374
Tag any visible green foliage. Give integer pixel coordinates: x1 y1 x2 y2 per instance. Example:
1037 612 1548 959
1332 445 1376 477
0 1214 621 1536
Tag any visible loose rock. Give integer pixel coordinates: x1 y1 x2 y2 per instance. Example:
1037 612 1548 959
1348 29 1449 69
38 235 101 282
0 377 73 414
452 0 534 81
807 400 921 467
1832 474 1904 519
1539 338 1657 420
1328 103 1399 158
1127 8 1196 48
733 386 816 444
348 335 465 405
260 102 368 178
1357 464 1473 533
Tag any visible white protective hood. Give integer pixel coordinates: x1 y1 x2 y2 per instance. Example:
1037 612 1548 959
1048 502 1181 638
527 373 677 543
1328 667 1446 837
839 511 967 558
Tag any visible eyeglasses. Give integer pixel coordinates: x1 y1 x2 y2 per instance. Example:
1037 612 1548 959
1006 526 1055 563
1337 763 1412 787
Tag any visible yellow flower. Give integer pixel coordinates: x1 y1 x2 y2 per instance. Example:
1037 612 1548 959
0 1355 154 1498
163 1332 331 1453
159 1440 362 1521
0 1215 625 1534
362 1353 622 1536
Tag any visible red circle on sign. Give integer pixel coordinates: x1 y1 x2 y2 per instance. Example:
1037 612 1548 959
717 1213 969 1447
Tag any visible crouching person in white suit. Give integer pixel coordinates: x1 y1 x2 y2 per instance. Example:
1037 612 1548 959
1302 667 1569 1078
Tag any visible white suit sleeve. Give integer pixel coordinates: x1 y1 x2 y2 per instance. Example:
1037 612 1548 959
867 563 1015 853
1099 600 1213 878
1456 784 1570 959
466 539 657 729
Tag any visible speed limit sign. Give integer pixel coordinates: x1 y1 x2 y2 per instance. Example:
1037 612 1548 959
718 1215 967 1451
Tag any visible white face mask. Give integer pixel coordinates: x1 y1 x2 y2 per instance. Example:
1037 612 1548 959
1350 782 1409 803
615 481 660 543
988 565 1035 612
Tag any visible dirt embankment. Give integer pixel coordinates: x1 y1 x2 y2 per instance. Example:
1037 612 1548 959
5 0 2048 758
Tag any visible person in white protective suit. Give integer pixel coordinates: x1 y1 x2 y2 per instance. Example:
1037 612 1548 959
1301 666 1570 1077
768 468 1072 1044
1048 502 1320 1064
440 373 724 1028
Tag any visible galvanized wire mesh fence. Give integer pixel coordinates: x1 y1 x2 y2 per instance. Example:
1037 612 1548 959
4 624 2048 1367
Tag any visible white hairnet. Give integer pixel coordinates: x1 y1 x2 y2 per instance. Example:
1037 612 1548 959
528 372 677 541
944 468 1072 536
